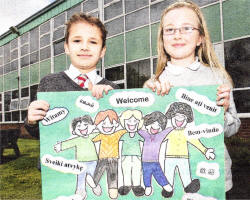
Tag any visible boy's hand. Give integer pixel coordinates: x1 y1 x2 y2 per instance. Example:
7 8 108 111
27 100 50 125
143 78 172 96
216 84 230 112
88 82 113 99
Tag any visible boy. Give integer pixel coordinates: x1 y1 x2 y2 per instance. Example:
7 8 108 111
54 115 100 199
25 13 119 137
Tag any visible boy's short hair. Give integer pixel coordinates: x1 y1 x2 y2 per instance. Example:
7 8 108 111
165 102 194 123
65 12 107 48
144 111 167 130
72 115 94 131
94 109 118 126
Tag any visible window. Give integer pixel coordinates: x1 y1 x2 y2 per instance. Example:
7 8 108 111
83 0 98 13
54 40 65 56
125 0 148 13
224 37 250 115
54 13 66 29
224 37 250 88
104 1 123 21
105 65 124 81
105 17 124 37
125 7 149 31
126 59 150 88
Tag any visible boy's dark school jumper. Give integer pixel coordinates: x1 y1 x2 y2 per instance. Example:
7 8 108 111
25 71 119 138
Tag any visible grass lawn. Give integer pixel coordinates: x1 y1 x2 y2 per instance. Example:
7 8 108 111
0 138 42 200
0 137 249 200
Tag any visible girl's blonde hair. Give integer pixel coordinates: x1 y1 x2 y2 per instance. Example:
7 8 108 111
155 0 233 85
119 110 144 129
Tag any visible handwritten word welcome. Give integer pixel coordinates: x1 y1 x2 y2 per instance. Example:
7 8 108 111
110 91 154 107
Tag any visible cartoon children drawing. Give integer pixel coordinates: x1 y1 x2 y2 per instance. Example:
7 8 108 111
54 115 101 199
164 102 215 196
138 111 174 198
92 109 126 199
118 110 145 196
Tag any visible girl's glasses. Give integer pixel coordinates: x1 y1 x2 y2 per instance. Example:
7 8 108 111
163 26 200 35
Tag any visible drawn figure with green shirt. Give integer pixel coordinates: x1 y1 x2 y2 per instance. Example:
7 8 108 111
164 102 216 197
54 115 101 200
118 110 145 197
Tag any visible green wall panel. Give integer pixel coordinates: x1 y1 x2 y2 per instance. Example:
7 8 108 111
0 76 3 92
223 0 250 40
105 35 124 67
202 4 221 42
21 67 29 87
40 59 51 80
66 55 71 69
4 71 18 91
30 63 39 85
126 26 150 62
151 23 159 56
54 54 67 73
11 71 18 90
4 74 11 91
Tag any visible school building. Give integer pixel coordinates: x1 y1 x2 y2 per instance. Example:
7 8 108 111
0 0 249 137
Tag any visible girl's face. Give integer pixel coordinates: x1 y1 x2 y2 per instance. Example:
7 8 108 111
124 116 140 133
162 7 202 66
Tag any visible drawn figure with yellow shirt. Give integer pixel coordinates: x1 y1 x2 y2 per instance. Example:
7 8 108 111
92 109 126 199
164 102 215 197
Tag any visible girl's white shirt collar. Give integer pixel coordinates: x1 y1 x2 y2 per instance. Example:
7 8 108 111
165 57 200 76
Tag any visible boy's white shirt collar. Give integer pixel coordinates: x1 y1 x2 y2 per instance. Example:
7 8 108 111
165 57 200 76
65 64 102 85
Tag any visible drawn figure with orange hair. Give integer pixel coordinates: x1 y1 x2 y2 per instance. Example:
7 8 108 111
92 109 126 199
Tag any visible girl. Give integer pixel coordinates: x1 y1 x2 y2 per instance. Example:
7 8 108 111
144 0 241 193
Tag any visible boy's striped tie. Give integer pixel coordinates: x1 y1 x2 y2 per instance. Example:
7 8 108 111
77 74 88 88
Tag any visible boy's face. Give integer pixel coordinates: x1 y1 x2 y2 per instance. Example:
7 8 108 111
145 121 162 135
74 121 95 137
64 21 106 74
97 117 119 135
171 113 188 129
124 116 140 133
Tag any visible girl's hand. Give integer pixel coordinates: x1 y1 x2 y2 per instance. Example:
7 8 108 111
216 84 231 112
27 100 50 125
143 78 172 96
